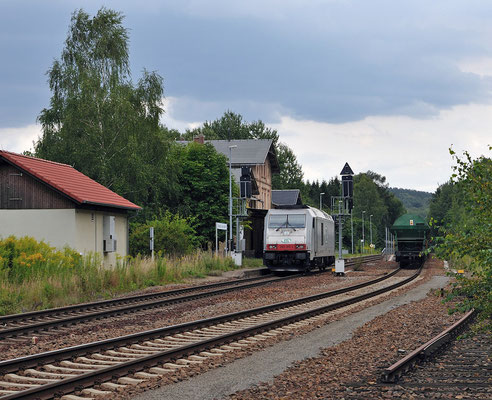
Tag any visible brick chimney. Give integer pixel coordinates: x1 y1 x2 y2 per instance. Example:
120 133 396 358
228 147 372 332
194 134 205 144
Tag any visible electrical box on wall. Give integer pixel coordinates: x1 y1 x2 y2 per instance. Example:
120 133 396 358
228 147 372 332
103 215 117 252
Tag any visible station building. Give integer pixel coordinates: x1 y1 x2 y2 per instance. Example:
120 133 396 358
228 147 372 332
179 137 280 257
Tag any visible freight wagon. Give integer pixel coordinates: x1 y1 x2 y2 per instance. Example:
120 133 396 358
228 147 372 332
390 213 429 267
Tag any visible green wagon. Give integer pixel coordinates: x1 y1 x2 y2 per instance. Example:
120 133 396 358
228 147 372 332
390 213 429 267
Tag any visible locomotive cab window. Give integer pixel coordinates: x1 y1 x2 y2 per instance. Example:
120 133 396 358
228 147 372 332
321 222 324 245
269 214 306 229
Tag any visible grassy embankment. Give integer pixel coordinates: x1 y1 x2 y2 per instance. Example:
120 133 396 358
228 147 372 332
0 236 258 316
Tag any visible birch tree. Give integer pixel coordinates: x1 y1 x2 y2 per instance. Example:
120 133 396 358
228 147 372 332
36 8 167 208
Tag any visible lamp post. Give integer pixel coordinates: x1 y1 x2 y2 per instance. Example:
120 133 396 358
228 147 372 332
319 192 325 210
228 145 237 254
369 214 373 253
362 210 366 253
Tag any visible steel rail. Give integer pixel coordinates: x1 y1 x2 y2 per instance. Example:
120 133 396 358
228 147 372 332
0 255 381 340
381 308 476 383
0 262 397 374
0 276 287 340
0 263 413 400
0 274 272 324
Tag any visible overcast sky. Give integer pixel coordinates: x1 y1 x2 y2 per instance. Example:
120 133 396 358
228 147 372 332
1 0 491 192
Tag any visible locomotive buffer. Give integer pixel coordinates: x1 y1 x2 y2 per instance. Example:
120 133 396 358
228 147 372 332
331 162 354 275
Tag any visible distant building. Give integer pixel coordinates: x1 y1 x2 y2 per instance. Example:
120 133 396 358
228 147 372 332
0 151 141 266
179 137 280 257
272 189 303 207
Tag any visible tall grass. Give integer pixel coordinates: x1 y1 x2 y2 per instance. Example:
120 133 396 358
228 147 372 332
0 236 239 316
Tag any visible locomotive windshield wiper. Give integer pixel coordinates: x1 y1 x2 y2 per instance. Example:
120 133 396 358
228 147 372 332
275 216 297 231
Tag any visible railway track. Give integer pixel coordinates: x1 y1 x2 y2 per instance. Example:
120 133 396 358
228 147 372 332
365 309 490 399
0 262 415 400
391 332 491 399
0 255 381 342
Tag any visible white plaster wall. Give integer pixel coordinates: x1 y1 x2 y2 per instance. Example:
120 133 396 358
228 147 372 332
0 209 77 249
74 209 98 255
75 209 129 267
0 209 129 268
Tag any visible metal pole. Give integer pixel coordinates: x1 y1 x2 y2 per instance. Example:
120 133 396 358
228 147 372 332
338 201 342 259
150 227 154 261
236 216 240 253
370 214 373 253
319 192 325 210
362 211 366 254
351 210 354 254
385 227 388 258
228 145 237 255
215 227 218 257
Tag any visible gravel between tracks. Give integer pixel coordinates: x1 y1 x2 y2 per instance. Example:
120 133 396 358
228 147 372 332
0 260 396 361
129 258 463 400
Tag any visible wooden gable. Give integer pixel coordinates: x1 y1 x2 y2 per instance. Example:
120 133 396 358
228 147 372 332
0 161 74 209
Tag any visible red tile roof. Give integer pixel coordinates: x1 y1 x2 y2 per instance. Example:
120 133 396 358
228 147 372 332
0 151 141 210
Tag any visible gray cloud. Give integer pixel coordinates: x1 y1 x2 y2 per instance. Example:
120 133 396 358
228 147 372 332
1 0 492 128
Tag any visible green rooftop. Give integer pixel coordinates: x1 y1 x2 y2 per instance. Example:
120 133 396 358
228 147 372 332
391 213 429 232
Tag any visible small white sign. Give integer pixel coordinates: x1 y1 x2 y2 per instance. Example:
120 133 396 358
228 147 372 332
410 219 414 226
216 222 228 230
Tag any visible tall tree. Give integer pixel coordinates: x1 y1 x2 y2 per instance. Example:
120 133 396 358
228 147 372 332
432 148 491 331
181 110 308 190
182 110 279 144
169 142 232 246
35 8 169 211
271 143 304 190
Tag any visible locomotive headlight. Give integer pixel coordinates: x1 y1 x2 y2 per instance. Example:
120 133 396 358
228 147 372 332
267 244 277 250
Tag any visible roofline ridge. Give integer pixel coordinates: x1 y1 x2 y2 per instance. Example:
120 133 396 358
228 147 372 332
207 138 272 142
0 150 73 168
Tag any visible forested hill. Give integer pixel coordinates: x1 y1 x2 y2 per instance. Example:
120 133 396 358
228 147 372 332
389 188 432 219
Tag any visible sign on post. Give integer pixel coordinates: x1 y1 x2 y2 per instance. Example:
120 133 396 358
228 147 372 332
150 226 154 261
216 222 228 230
215 222 228 256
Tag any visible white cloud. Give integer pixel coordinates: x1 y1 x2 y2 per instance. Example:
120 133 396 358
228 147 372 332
270 103 492 192
0 124 41 154
459 57 492 77
4 100 490 194
161 96 491 192
161 97 203 131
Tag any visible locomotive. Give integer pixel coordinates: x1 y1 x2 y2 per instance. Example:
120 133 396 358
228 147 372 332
263 205 335 272
390 213 429 267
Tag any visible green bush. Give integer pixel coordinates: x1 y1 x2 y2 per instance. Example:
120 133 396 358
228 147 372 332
130 212 198 257
0 236 83 284
0 236 239 316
